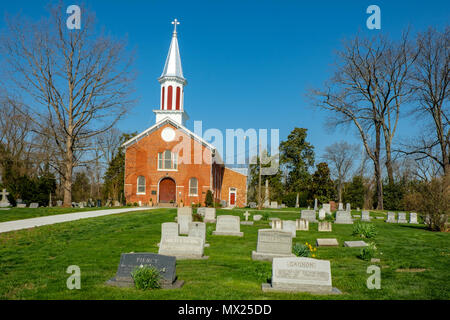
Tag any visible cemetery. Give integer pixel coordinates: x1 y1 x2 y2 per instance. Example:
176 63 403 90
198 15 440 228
0 0 447 305
0 205 448 300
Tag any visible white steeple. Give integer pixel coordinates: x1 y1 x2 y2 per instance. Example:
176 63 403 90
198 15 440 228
154 19 189 126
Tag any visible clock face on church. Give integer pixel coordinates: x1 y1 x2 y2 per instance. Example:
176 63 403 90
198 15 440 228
161 127 176 142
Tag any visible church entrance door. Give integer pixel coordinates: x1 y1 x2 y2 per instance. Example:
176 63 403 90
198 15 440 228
159 177 176 203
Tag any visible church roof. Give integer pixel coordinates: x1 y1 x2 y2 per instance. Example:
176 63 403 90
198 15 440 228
121 117 215 151
159 20 185 80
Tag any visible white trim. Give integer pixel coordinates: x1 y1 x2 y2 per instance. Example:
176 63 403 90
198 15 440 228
122 117 215 150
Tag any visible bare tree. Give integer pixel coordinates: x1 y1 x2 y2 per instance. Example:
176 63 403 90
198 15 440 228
310 32 416 209
0 4 135 206
399 27 449 189
0 93 35 177
322 141 359 202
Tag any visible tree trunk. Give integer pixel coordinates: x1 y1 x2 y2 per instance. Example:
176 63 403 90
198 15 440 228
385 142 394 185
375 124 383 210
63 137 74 207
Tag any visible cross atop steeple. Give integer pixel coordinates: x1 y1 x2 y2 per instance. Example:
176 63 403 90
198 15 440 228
172 19 180 34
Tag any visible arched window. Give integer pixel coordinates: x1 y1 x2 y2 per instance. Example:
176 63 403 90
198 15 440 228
167 86 173 110
176 87 181 110
137 176 146 194
158 150 178 170
189 178 198 196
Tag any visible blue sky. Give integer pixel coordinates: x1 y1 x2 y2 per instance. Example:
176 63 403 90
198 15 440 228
1 0 449 165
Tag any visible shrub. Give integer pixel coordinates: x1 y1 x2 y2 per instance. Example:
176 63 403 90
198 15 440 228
133 202 138 207
403 178 449 232
358 242 378 261
293 242 317 257
281 192 297 208
352 222 377 238
205 190 214 207
131 266 161 290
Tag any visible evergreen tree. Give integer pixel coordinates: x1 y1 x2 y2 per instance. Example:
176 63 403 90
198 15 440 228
279 128 315 193
343 176 365 209
310 162 335 204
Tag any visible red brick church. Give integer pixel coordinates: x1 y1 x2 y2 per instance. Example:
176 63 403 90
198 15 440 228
122 20 247 207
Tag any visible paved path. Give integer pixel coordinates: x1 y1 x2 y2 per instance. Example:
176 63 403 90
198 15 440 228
0 207 154 234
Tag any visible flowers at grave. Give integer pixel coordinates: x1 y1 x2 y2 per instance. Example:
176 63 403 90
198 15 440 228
293 242 318 258
358 242 378 261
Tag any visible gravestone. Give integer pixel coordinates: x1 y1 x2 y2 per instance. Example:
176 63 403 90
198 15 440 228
361 211 371 222
29 203 39 209
249 202 257 209
212 215 243 236
241 211 253 225
318 209 326 220
188 222 208 247
322 204 331 215
376 216 385 220
397 212 407 223
253 214 262 221
344 241 368 248
106 253 183 288
386 212 397 223
334 211 353 224
295 193 299 208
79 202 84 208
177 209 193 235
338 203 344 211
282 220 296 237
161 222 179 241
316 238 339 247
16 204 27 208
178 207 192 215
114 201 121 207
270 201 278 209
346 203 351 212
252 229 295 261
197 207 206 217
352 215 361 218
262 257 338 294
318 221 332 232
105 199 112 207
314 198 318 211
296 219 309 231
300 210 318 223
203 208 216 223
409 212 418 224
56 200 63 207
0 189 11 208
271 218 282 230
158 236 207 259
280 203 286 208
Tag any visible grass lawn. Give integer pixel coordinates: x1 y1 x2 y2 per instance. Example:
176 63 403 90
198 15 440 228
0 208 448 300
0 207 130 223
